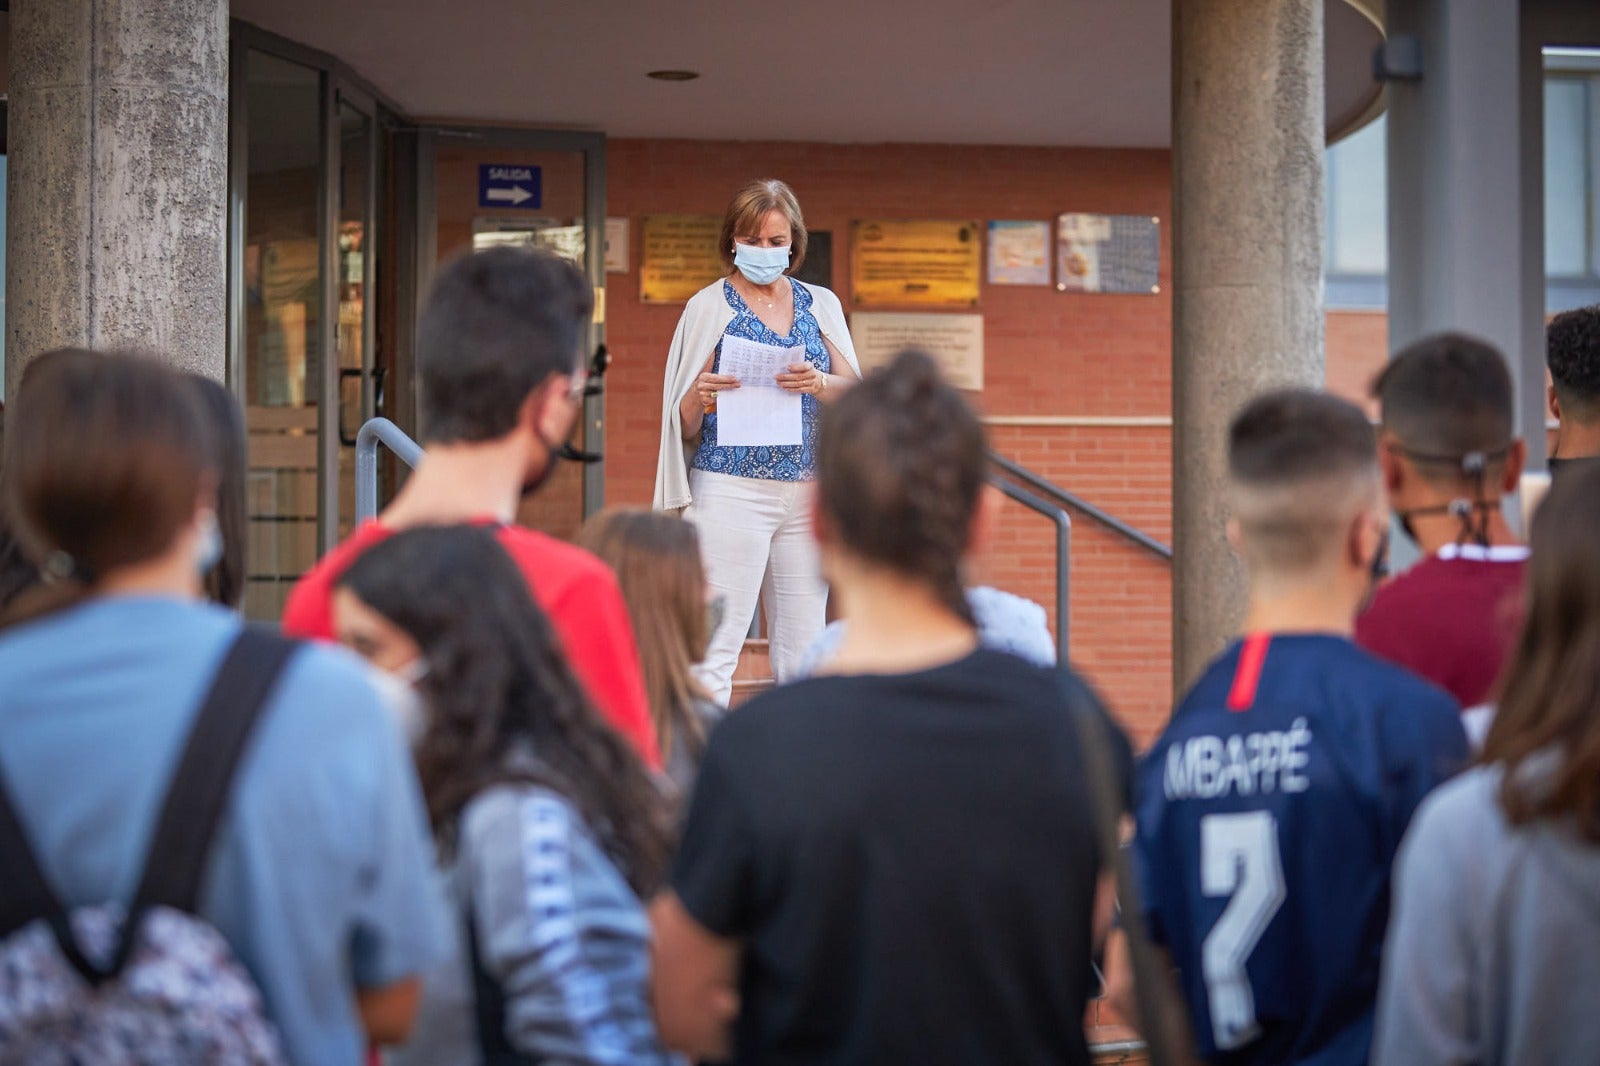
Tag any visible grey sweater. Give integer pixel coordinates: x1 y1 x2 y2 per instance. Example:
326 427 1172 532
387 784 678 1066
1374 761 1600 1065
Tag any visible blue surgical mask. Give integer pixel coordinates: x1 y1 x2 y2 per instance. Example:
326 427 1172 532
733 242 791 286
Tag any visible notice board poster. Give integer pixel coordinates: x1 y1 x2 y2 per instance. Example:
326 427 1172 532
640 215 723 303
850 311 984 391
851 220 982 308
987 220 1052 286
1056 213 1161 295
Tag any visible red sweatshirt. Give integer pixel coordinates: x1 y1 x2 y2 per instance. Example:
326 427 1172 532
282 520 660 769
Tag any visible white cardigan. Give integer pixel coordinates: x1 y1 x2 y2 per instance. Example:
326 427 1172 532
652 278 861 512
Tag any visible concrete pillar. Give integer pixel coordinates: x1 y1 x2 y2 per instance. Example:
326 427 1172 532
1386 0 1541 470
5 0 228 396
1172 0 1327 691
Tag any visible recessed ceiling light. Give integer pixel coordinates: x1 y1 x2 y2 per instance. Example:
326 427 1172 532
647 70 699 82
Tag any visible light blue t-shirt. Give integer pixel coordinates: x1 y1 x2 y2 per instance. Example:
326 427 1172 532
0 596 451 1065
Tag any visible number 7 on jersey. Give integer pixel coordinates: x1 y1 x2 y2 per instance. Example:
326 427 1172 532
1200 811 1286 1050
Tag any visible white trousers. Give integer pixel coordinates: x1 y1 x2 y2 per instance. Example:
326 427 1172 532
686 469 828 705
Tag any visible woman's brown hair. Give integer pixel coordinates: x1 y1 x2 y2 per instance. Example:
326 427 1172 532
578 508 712 764
815 349 986 624
717 178 807 275
3 348 214 625
1483 460 1600 842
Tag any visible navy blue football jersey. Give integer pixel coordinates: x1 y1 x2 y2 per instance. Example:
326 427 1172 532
1134 634 1467 1066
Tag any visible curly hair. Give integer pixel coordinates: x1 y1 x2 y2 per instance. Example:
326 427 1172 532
1547 304 1600 420
335 525 671 896
815 349 986 623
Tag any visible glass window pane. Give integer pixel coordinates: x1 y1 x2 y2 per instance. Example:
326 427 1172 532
1544 78 1589 278
1327 115 1388 275
241 52 322 620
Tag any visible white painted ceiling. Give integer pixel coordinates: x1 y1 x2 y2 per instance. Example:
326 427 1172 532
231 0 1383 147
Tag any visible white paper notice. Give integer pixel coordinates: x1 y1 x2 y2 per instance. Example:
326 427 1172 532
715 336 803 447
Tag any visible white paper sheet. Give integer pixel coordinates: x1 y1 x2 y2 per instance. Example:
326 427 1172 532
715 336 803 447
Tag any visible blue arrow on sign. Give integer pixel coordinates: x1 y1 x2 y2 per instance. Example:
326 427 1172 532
478 164 542 209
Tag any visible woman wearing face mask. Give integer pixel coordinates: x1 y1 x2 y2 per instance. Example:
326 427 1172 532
654 178 861 704
330 525 677 1066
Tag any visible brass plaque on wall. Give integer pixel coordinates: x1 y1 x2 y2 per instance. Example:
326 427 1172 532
640 214 724 303
851 220 982 308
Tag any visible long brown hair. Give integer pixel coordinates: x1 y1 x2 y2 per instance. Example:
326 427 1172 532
578 508 712 764
336 525 671 895
1483 460 1600 842
2 349 214 627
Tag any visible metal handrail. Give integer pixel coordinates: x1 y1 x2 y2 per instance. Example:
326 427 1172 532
355 417 425 523
987 475 1071 663
989 451 1172 560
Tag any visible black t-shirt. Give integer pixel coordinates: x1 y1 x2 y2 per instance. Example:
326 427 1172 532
671 648 1125 1066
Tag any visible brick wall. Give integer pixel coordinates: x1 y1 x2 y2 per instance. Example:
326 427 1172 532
1327 308 1388 414
602 139 1178 741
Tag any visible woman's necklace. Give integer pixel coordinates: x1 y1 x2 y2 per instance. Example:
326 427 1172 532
741 278 783 311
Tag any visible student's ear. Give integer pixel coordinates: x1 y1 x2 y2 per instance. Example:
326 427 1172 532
967 485 1004 556
1378 439 1406 496
519 377 571 446
1349 506 1385 572
1501 438 1527 493
1549 384 1562 423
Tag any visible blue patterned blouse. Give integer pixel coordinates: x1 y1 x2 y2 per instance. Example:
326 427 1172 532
691 279 830 481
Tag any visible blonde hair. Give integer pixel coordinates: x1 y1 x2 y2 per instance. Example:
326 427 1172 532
577 509 712 762
718 178 807 274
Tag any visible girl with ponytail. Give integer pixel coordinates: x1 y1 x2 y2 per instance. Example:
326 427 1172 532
652 349 1124 1066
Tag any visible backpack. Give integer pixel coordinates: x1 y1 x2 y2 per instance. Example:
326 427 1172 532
0 627 298 1065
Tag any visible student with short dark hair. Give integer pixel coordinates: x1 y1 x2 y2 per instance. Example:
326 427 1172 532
1375 461 1600 1065
651 350 1123 1066
1130 389 1468 1066
1545 303 1600 477
283 247 659 768
1356 333 1528 742
0 349 448 1063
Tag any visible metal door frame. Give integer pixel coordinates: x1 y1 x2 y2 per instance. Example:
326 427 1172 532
411 126 609 517
227 21 406 555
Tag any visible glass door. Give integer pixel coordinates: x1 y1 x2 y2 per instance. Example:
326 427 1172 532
229 38 390 620
235 49 323 620
417 128 607 542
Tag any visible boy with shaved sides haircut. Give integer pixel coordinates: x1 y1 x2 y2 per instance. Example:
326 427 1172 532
1545 304 1600 478
1356 333 1527 743
1131 389 1467 1066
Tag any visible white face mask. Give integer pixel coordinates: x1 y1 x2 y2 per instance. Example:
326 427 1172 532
733 242 791 286
195 509 223 576
368 659 430 746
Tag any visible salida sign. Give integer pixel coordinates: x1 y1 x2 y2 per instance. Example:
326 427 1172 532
478 164 542 209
